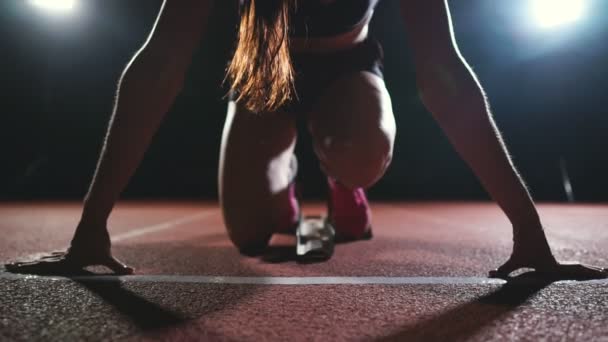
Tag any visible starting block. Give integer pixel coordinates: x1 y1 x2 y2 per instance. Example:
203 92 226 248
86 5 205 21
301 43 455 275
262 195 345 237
296 216 335 261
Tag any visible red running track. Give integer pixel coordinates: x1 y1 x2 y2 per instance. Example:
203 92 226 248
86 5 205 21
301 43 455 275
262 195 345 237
1 201 607 341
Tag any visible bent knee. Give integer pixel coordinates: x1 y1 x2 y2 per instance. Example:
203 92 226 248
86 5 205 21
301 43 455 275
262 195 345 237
309 71 396 188
315 128 394 189
223 216 273 255
222 203 273 255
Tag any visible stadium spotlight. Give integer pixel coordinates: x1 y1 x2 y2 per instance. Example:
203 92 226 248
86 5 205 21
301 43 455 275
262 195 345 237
29 0 77 13
531 0 587 29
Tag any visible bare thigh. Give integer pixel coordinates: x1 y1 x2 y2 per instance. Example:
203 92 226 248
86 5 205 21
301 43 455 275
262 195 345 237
307 71 396 189
218 102 297 252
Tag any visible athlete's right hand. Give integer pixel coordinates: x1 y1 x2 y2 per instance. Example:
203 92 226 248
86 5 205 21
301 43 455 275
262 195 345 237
4 250 133 275
4 221 134 276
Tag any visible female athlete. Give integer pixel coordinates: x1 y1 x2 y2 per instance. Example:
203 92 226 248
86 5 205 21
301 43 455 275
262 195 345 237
6 0 606 279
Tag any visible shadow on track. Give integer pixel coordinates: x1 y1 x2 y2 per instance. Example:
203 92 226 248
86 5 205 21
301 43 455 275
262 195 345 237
1 241 267 339
259 235 366 264
74 277 186 330
376 273 555 341
260 245 299 263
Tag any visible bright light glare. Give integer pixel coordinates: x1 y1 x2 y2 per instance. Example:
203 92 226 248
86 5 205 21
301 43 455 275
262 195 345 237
29 0 77 13
531 0 587 29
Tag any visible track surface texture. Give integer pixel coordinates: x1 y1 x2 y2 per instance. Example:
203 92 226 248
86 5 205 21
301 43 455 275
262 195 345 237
1 201 607 341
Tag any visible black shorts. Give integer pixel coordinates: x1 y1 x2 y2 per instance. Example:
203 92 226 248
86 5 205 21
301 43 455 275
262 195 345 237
288 36 385 113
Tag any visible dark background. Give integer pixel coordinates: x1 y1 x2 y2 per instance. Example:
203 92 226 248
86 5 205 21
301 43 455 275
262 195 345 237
1 0 606 202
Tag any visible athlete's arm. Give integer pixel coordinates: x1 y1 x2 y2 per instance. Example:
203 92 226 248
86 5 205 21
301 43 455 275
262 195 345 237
5 0 214 275
400 0 540 232
81 0 213 225
399 0 605 279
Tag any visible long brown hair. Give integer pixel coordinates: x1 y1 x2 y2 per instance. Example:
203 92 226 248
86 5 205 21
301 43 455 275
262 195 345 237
226 0 296 113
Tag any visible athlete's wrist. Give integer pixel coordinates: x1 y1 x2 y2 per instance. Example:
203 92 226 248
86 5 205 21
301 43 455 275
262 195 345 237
80 197 112 227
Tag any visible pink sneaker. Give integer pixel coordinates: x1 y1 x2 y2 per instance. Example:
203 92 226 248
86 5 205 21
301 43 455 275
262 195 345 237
327 177 372 242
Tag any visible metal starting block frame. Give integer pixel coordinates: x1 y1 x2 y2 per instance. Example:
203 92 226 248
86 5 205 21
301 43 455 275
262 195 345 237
296 216 335 261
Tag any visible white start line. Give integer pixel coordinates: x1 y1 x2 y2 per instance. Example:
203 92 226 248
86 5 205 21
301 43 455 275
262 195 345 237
0 274 607 285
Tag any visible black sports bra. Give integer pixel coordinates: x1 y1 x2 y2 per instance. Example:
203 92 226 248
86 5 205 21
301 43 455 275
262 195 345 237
290 0 380 37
